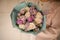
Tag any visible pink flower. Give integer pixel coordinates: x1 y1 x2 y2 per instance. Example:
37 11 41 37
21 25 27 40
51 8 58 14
27 16 34 22
16 19 23 24
29 7 37 15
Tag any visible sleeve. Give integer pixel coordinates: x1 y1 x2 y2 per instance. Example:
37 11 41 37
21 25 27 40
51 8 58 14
35 7 60 40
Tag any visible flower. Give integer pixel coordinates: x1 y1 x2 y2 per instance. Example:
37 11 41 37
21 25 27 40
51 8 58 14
16 19 23 24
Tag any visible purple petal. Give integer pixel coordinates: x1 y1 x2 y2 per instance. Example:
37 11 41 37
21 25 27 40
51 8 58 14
16 20 23 24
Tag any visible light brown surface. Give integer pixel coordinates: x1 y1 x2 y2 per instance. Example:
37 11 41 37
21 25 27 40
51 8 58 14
0 0 36 40
0 0 60 40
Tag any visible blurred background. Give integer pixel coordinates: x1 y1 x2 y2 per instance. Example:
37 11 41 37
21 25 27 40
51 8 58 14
0 0 60 40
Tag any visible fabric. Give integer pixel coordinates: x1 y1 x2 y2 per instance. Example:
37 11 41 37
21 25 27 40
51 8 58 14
35 2 60 40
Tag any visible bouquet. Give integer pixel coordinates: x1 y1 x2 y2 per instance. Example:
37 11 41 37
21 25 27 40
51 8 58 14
10 2 46 34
